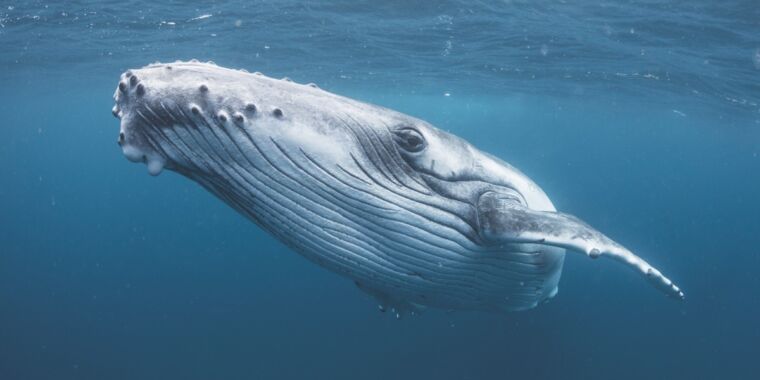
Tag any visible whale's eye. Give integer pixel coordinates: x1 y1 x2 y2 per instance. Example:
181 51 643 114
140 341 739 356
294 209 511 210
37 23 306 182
393 128 426 153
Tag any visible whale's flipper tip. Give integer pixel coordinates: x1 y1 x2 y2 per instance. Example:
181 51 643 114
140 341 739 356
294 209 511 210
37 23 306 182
646 268 685 300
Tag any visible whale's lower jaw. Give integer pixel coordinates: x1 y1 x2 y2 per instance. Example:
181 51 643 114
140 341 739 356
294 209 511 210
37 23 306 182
113 60 567 313
189 166 566 313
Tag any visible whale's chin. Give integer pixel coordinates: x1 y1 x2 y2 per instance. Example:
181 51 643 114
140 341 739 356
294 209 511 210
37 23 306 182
120 144 167 176
114 101 169 177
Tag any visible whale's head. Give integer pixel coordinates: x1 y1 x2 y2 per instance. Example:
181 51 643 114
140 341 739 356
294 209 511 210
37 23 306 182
113 61 554 214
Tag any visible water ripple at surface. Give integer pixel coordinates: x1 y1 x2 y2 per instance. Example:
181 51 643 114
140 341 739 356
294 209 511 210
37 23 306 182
1 1 758 117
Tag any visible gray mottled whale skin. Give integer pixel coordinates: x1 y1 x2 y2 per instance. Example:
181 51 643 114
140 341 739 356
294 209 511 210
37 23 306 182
112 60 683 314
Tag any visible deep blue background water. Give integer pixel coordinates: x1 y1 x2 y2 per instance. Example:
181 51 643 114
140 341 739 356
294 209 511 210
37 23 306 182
1 1 759 379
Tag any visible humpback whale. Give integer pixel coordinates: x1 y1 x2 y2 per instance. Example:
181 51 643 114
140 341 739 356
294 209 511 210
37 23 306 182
112 60 683 315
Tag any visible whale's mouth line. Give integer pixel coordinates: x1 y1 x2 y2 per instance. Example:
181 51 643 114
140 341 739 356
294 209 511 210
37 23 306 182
113 70 514 254
125 102 494 263
118 98 511 248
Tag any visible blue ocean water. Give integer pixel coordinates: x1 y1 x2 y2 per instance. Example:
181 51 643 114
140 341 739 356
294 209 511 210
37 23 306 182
1 1 759 379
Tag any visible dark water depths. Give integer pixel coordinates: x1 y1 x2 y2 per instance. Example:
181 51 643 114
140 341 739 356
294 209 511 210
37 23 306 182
1 1 759 379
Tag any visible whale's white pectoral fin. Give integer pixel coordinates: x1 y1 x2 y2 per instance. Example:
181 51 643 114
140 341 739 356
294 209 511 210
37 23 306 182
478 191 684 300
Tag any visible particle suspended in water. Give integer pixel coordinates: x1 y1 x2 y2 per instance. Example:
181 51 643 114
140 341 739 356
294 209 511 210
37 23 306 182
442 40 452 56
753 49 760 69
540 44 548 56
